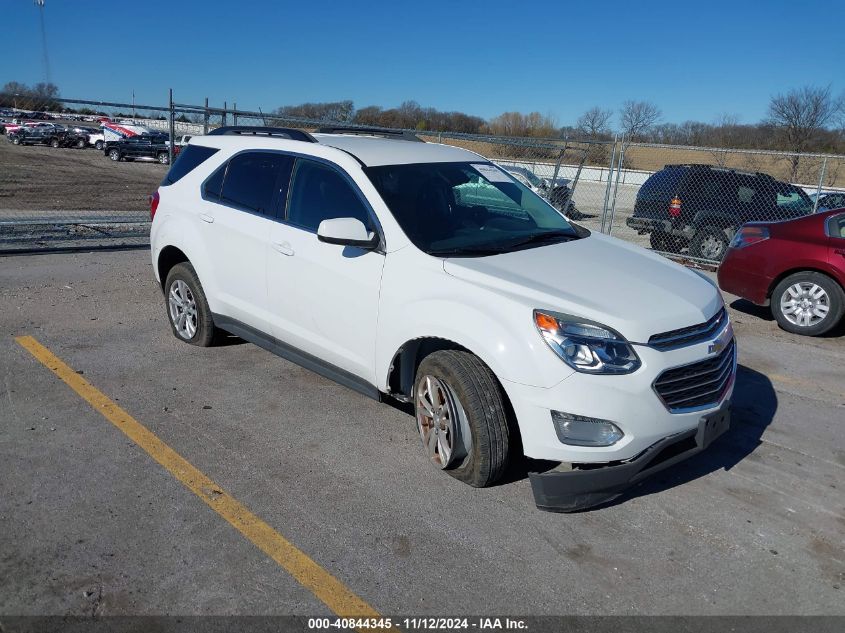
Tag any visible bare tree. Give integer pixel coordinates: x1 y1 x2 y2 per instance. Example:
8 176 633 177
767 85 836 179
620 100 661 141
576 107 613 138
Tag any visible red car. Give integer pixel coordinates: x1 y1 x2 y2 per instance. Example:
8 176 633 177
718 208 845 336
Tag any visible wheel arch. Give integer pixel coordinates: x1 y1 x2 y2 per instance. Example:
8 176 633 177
767 266 844 300
386 336 523 451
157 245 190 290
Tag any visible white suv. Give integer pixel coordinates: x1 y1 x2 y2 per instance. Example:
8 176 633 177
150 126 736 512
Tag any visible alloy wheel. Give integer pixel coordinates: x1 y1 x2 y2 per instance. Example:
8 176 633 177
780 282 830 327
415 375 471 468
700 235 725 260
168 279 198 339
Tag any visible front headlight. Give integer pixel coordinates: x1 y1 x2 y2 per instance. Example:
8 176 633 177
534 310 641 375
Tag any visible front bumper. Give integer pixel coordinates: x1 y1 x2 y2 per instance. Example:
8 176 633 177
529 402 731 512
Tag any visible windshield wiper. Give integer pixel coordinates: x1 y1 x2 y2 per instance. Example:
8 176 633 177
428 231 577 257
495 230 577 250
428 246 506 257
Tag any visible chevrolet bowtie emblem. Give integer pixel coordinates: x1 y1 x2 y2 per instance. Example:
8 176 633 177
708 323 734 355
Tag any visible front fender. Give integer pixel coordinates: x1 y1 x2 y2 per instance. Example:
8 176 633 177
375 249 574 391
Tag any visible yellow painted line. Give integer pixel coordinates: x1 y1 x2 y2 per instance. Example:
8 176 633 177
15 335 384 623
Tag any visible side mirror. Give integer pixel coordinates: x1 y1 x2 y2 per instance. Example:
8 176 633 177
317 217 378 249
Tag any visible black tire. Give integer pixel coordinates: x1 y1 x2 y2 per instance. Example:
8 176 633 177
414 350 511 487
76 139 85 149
163 262 217 347
50 138 59 148
690 225 730 261
95 140 103 151
157 152 170 165
770 272 844 336
650 231 685 253
108 149 120 161
12 137 20 145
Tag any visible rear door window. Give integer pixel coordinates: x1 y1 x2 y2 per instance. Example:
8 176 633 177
220 152 294 217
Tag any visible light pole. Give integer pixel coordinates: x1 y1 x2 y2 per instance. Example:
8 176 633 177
14 93 19 111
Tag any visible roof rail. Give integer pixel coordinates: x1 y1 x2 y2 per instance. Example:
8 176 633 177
664 163 776 179
208 126 316 142
316 126 424 142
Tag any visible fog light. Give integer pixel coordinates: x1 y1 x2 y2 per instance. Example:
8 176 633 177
551 411 624 447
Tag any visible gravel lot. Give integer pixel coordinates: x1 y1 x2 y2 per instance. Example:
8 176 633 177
0 248 843 620
0 135 163 215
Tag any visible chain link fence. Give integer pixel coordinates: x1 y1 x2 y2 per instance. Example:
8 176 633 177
2 93 844 260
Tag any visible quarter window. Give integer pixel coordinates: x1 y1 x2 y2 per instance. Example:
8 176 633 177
286 159 370 231
162 145 219 186
220 152 294 217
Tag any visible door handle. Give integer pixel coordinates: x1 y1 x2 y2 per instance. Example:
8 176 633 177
835 248 845 257
272 241 294 256
198 213 214 224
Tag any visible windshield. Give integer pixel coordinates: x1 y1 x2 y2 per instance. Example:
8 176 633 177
365 161 580 256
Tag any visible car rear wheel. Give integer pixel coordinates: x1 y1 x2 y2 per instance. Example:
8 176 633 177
650 231 685 253
76 139 85 149
157 152 169 165
772 272 844 336
95 140 103 151
690 226 730 261
414 350 511 487
12 137 20 145
164 263 217 347
108 149 120 161
50 138 60 148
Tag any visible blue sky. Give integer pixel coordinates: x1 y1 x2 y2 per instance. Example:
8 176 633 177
1 0 843 128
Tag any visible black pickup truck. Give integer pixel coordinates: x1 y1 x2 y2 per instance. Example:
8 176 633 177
8 125 89 149
104 134 175 164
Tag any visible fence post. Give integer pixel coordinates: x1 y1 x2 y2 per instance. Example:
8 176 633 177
203 97 209 135
606 137 627 236
168 88 175 165
813 157 828 213
233 102 238 127
600 136 618 233
550 147 565 202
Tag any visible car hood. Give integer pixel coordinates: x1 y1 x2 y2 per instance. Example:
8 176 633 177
442 232 722 343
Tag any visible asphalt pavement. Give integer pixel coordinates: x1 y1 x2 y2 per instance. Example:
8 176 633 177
0 249 843 619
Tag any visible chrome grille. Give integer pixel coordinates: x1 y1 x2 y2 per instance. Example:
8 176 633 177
653 339 736 412
648 308 728 350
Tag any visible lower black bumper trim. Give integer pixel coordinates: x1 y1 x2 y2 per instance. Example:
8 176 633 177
529 403 731 512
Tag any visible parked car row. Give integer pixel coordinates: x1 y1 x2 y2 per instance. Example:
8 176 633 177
3 117 179 163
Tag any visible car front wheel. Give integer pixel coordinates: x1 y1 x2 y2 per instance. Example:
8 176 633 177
414 350 511 487
108 149 120 161
157 152 169 165
772 272 844 336
95 140 103 151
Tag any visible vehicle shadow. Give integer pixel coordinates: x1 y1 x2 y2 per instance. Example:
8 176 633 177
214 332 248 346
729 298 845 337
596 364 777 508
381 365 777 497
729 298 773 322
